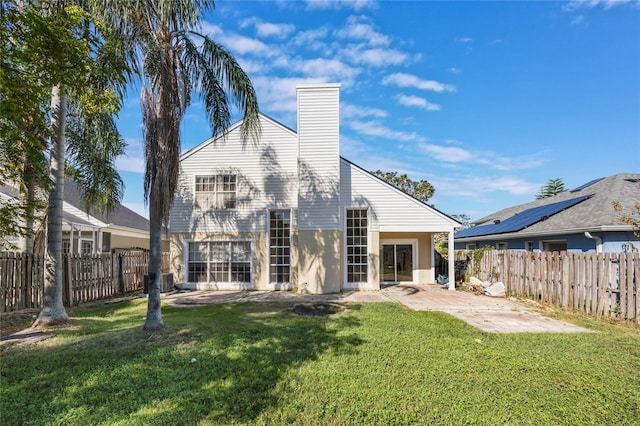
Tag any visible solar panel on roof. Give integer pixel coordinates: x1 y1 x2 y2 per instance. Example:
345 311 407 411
570 177 603 192
455 194 593 239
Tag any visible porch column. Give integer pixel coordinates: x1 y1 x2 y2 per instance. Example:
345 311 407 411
448 230 455 291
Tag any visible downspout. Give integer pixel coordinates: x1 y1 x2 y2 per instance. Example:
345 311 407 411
584 232 602 253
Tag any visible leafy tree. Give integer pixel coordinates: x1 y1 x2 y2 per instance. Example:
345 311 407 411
371 170 435 203
2 1 130 326
450 213 471 229
102 0 261 330
536 178 565 199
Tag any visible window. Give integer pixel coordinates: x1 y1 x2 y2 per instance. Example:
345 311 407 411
542 240 567 252
497 242 508 250
526 241 534 252
188 241 251 283
80 239 93 254
195 175 236 209
466 243 476 250
346 209 368 283
270 211 291 284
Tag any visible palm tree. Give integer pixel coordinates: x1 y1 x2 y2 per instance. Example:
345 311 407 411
101 0 260 330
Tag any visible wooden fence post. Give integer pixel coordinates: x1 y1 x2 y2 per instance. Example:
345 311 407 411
65 254 74 306
118 254 125 294
562 252 570 308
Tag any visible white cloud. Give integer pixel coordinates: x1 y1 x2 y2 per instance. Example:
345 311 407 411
257 22 296 38
447 67 462 74
396 95 441 111
349 120 426 142
290 27 329 51
116 138 145 174
199 22 223 37
420 144 474 162
341 103 387 119
218 33 271 56
382 73 456 93
294 57 361 85
419 142 547 171
305 0 376 12
240 18 296 39
432 175 540 198
334 15 389 46
564 0 639 11
455 37 474 43
571 14 586 25
342 46 409 67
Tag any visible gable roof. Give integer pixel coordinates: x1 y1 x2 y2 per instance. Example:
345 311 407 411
340 156 461 227
64 180 149 231
180 113 297 162
456 173 640 240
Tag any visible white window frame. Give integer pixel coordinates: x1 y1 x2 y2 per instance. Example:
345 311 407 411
268 209 292 290
194 174 237 210
184 239 253 290
526 241 534 252
496 242 508 250
79 238 94 254
466 243 477 250
344 208 369 288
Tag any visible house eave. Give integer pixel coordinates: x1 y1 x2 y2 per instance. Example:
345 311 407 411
455 225 634 242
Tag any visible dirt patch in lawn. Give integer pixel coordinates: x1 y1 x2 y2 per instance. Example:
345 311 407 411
291 302 346 316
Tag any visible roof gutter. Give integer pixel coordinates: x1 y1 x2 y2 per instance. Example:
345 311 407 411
584 232 603 253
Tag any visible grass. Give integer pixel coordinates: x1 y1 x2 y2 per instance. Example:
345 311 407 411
1 300 639 425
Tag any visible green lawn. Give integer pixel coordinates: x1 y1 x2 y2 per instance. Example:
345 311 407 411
1 300 639 425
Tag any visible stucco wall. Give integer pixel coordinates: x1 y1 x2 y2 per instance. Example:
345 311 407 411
110 235 150 251
297 230 342 294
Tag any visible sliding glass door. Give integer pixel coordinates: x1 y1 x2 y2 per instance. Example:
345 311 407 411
381 243 414 283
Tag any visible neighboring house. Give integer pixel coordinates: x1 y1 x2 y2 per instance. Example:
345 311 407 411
454 173 640 253
169 83 460 294
1 179 151 253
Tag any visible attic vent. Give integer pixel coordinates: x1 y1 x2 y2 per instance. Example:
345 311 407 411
493 219 501 224
625 178 640 183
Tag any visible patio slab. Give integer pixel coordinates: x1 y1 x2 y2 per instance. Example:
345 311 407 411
165 284 590 333
381 285 591 333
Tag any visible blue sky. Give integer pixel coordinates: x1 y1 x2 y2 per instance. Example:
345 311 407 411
115 0 640 222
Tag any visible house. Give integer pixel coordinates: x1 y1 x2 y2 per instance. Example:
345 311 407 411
1 179 151 254
454 173 640 253
168 83 460 294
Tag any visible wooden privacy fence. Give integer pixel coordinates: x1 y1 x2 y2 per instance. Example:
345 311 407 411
0 252 44 312
457 250 639 323
1 251 159 313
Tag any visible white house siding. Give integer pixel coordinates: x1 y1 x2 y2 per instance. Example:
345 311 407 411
297 84 341 231
340 160 455 233
170 115 299 235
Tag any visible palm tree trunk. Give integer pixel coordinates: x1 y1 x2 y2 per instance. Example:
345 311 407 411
143 182 164 331
34 84 69 327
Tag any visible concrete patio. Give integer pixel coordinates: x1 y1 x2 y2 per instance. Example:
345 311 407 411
164 284 591 334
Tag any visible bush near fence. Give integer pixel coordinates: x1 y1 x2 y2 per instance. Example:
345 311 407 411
0 251 167 313
456 249 639 324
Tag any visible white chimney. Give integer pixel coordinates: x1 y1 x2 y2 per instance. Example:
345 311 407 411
296 83 341 231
